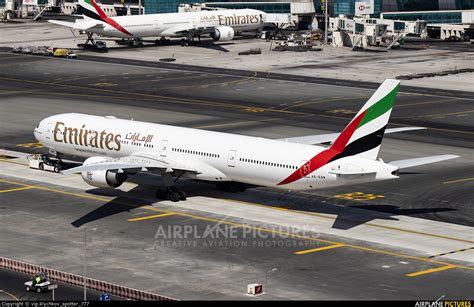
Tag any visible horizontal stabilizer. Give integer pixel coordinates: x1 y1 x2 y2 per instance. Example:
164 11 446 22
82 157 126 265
48 19 103 31
389 154 460 169
280 126 425 145
47 19 76 28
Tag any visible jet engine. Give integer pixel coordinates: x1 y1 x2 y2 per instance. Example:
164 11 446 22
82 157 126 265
211 26 234 41
80 156 128 188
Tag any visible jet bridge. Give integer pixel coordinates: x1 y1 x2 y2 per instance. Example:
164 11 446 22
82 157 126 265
263 13 292 24
262 13 294 40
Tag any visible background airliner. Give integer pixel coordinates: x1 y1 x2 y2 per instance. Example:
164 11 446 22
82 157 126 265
34 79 458 202
48 0 290 46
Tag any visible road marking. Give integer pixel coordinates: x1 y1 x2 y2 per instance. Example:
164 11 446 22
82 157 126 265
129 74 204 84
194 114 310 130
394 109 474 119
2 51 474 102
281 96 364 111
0 89 45 96
88 82 117 87
0 289 19 301
16 142 44 149
426 247 474 259
0 186 35 193
244 108 266 113
326 109 355 115
0 172 472 246
335 191 385 201
292 208 474 244
128 212 176 222
443 177 474 184
396 97 463 108
0 177 473 272
406 265 456 277
159 72 257 91
1 74 473 136
294 244 345 255
0 76 304 115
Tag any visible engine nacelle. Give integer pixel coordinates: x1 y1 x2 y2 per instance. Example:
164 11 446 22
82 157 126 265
80 157 127 188
211 26 234 41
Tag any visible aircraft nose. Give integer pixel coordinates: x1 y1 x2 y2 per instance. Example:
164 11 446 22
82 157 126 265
34 119 46 143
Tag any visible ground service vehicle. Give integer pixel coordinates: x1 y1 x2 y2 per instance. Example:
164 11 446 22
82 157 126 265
28 154 62 173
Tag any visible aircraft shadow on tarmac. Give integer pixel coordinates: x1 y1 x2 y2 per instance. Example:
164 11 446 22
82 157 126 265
70 177 455 230
90 39 231 53
71 185 156 228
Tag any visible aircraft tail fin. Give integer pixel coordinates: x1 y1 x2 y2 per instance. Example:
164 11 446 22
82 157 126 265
77 0 132 36
77 0 107 21
330 79 400 160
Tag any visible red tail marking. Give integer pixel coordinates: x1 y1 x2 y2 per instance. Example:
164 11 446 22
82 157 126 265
90 0 132 36
278 110 367 185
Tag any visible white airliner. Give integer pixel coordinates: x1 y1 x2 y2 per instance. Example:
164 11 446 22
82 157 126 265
34 79 458 202
48 0 289 46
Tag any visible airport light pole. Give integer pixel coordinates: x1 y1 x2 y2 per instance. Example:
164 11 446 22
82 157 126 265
265 268 277 294
324 0 328 45
83 228 97 301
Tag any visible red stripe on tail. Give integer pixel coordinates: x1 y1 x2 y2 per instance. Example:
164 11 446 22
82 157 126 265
90 0 132 36
278 110 367 185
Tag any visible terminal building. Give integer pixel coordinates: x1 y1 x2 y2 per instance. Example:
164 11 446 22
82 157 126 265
334 0 473 17
333 0 474 24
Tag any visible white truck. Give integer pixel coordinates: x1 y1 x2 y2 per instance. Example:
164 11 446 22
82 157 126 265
28 154 62 173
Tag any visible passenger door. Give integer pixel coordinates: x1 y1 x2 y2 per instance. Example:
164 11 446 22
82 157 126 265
160 140 168 157
227 150 237 167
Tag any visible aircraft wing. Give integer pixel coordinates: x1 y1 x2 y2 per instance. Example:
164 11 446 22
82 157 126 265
389 154 460 169
160 25 216 37
48 19 104 31
61 153 197 175
279 127 426 145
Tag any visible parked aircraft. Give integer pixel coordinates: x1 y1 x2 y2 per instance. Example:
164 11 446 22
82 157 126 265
48 0 290 47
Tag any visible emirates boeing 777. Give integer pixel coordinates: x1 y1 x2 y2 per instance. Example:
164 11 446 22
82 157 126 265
34 79 458 201
48 0 290 46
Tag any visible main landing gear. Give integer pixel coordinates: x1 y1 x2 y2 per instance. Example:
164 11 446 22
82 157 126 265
155 37 171 45
180 35 201 47
155 172 187 202
77 32 108 52
155 186 186 202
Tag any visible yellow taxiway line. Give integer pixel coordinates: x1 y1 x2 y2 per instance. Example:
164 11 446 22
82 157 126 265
406 265 457 277
0 289 19 301
128 212 176 222
443 177 474 185
0 178 473 273
294 244 346 255
0 186 36 193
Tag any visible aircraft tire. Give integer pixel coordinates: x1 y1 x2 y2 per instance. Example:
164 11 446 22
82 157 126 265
169 191 180 202
177 190 187 201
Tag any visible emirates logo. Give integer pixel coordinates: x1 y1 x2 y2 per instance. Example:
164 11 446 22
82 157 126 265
301 162 311 176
